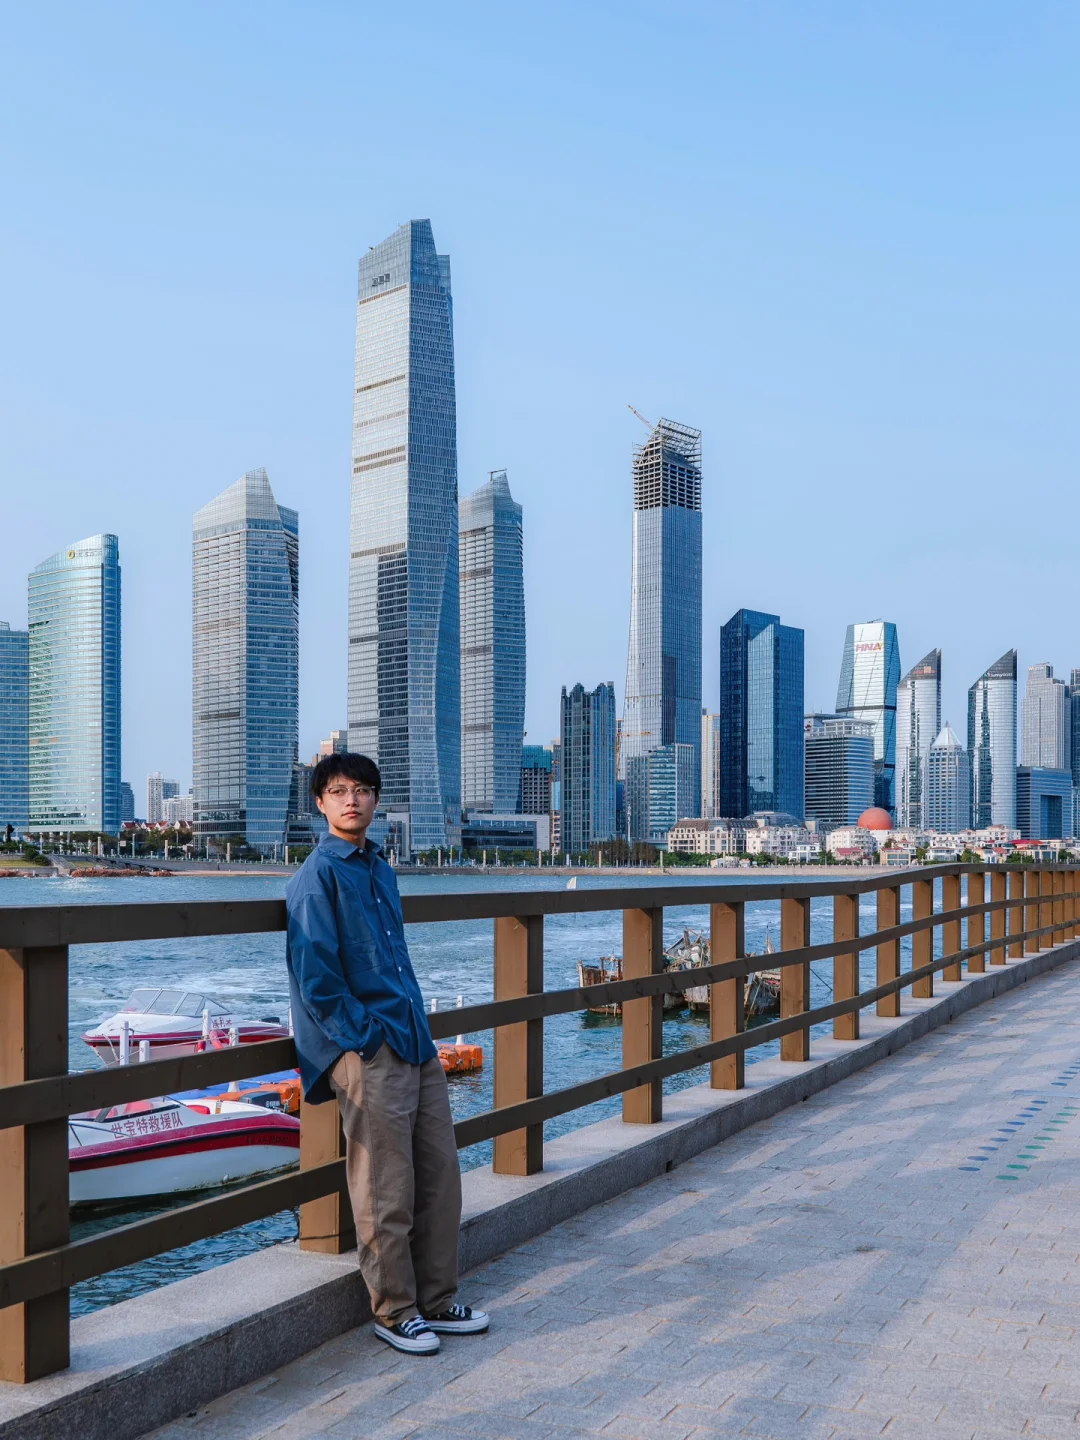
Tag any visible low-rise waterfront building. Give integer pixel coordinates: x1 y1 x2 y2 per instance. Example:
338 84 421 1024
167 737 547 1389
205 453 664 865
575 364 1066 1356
666 818 744 856
743 822 815 860
462 812 550 854
825 826 877 859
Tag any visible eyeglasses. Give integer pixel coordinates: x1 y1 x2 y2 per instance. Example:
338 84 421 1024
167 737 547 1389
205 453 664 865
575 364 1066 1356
324 785 376 802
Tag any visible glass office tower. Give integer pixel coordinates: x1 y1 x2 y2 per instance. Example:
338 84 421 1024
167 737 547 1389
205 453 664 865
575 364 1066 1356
626 742 696 844
895 649 941 828
701 711 722 818
1021 663 1070 771
459 470 525 814
835 620 900 813
348 219 460 852
520 745 552 815
192 471 298 854
803 714 875 827
621 419 702 803
923 724 971 834
0 622 29 833
968 650 1017 829
1070 669 1080 835
28 534 121 834
560 682 616 851
720 609 805 819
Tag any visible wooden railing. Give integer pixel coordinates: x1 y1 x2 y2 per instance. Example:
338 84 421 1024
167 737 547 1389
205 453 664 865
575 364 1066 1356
1 863 1078 1382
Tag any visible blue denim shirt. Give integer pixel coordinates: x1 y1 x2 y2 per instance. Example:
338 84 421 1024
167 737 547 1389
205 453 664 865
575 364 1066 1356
285 833 436 1102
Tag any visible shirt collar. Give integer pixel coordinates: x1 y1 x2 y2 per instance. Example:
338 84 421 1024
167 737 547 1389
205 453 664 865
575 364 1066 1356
319 832 384 861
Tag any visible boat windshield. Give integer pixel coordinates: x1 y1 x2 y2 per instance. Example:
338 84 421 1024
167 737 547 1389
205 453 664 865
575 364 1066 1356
121 988 161 1013
175 992 226 1017
118 989 228 1018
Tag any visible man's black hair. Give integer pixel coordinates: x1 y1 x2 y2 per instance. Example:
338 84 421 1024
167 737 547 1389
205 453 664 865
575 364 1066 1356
310 752 381 800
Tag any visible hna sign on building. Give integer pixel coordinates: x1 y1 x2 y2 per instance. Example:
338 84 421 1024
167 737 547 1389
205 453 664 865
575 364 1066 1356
855 641 884 653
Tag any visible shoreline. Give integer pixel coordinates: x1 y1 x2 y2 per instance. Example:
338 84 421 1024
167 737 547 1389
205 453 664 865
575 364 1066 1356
1 861 905 881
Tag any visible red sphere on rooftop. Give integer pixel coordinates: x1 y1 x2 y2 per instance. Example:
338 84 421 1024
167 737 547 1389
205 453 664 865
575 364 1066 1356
858 808 894 831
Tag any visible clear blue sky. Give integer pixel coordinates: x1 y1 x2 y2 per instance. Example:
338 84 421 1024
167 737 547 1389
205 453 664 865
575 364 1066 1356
1 2 1077 793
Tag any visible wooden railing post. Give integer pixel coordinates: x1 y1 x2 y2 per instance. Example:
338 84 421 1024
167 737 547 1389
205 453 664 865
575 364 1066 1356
833 893 859 1040
1039 869 1053 950
967 870 985 975
1025 869 1040 955
1053 869 1065 943
710 901 744 1090
299 1098 353 1255
493 915 544 1174
990 870 1007 965
623 907 663 1123
1008 868 1025 957
941 873 962 982
0 946 70 1383
1069 869 1078 940
911 878 934 998
780 897 810 1061
877 884 900 1017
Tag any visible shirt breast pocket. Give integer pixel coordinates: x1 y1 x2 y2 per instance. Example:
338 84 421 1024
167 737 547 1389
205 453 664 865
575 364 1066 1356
337 906 379 970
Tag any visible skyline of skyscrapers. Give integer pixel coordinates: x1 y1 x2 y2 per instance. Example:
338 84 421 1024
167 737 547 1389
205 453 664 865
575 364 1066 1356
803 713 875 827
192 470 298 854
835 620 900 812
560 682 616 851
0 620 29 833
968 650 1017 830
720 608 805 820
347 219 461 851
28 533 121 834
620 418 702 812
459 469 525 815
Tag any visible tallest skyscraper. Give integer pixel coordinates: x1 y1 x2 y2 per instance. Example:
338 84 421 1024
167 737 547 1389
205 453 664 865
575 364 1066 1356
348 220 461 851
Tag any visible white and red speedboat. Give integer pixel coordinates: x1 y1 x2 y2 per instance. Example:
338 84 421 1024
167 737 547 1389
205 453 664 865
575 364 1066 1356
82 986 290 1065
68 1096 300 1206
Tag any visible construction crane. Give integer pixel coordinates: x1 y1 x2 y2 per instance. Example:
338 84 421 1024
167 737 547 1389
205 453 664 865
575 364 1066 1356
627 404 654 431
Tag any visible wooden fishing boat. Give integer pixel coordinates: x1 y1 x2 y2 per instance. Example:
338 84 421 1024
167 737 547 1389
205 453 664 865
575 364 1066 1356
681 929 781 1019
576 955 623 1015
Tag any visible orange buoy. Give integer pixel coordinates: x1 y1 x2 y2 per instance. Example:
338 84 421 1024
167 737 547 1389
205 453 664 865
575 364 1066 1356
437 1043 484 1075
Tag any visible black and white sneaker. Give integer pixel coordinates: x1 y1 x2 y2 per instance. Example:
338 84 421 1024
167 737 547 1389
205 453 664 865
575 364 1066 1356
373 1316 440 1355
423 1303 489 1335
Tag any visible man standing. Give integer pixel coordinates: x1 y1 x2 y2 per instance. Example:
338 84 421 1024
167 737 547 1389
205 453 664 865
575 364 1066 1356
285 751 488 1355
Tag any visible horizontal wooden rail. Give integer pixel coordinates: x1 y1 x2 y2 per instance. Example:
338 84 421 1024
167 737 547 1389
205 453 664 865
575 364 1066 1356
450 911 1074 1146
3 889 1078 1132
0 1159 347 1312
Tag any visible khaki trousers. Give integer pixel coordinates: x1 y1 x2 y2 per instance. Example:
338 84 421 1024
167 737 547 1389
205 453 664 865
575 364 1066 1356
329 1046 462 1326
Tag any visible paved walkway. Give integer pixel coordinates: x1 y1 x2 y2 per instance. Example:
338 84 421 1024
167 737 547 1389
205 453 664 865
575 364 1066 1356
147 956 1080 1440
